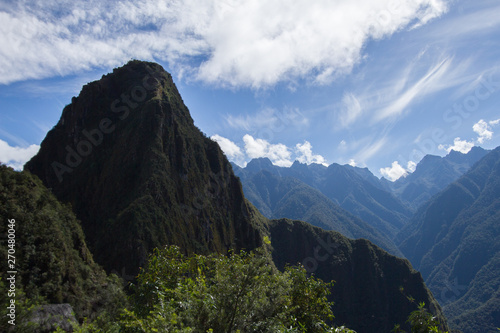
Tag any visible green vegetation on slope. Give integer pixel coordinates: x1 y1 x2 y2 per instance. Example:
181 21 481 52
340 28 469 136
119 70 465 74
235 158 412 239
0 165 126 330
63 245 448 333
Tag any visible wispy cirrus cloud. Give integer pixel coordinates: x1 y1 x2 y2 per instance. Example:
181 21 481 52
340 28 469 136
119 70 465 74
1 0 448 88
353 136 388 165
374 56 453 121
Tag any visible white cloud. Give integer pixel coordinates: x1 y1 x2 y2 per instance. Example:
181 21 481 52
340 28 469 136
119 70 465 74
211 134 328 167
438 137 474 154
295 141 327 166
380 161 408 181
211 134 245 162
0 0 448 87
243 134 292 167
348 159 357 167
0 140 40 170
379 159 417 181
472 118 500 144
407 160 417 173
473 119 493 144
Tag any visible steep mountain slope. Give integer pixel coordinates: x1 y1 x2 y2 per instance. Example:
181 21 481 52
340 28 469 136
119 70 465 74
388 147 488 210
397 147 500 333
236 158 412 238
25 60 265 275
23 60 448 332
237 168 402 256
0 165 125 324
268 218 448 333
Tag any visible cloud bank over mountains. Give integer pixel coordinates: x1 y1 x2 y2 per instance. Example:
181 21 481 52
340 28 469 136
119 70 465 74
214 117 500 181
382 118 500 181
211 134 327 168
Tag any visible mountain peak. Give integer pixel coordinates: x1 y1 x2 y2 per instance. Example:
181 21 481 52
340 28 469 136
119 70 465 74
246 157 275 172
446 146 487 163
25 61 263 274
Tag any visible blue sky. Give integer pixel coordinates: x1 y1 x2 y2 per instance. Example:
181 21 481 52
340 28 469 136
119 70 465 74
1 0 500 180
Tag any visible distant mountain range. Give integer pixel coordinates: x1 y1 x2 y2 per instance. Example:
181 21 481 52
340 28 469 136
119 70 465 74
386 147 489 210
234 158 412 238
232 164 403 256
0 60 450 332
397 147 500 333
233 147 487 250
234 146 498 333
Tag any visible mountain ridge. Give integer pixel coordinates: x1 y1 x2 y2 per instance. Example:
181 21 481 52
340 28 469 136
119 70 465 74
235 158 412 238
235 167 403 256
397 146 500 333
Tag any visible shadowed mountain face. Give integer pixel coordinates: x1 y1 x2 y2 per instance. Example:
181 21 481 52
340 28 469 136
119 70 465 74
24 60 448 332
25 61 264 275
397 147 500 333
268 219 447 333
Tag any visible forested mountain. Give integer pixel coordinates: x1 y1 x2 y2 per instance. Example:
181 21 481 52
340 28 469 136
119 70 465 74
235 158 412 238
25 60 266 276
235 167 402 256
16 60 448 332
397 147 500 333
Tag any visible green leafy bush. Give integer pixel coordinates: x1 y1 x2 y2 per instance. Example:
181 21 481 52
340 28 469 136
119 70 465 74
122 245 350 333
